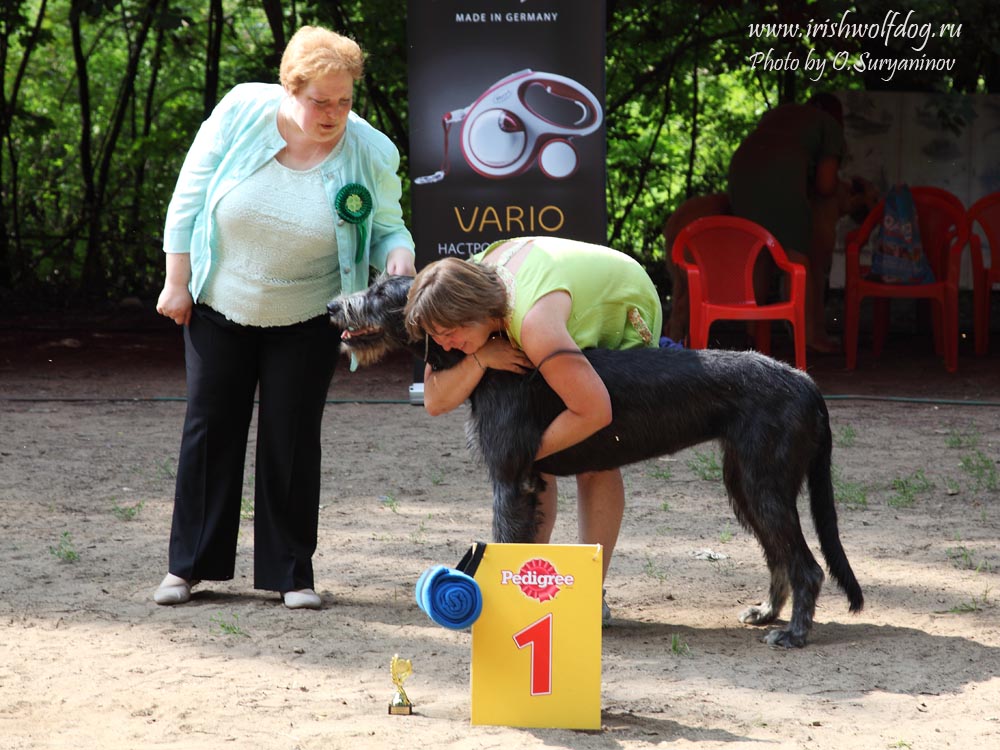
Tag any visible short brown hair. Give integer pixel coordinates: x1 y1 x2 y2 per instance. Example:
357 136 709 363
279 26 365 95
404 258 509 341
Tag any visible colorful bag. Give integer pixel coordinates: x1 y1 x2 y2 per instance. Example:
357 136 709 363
869 185 936 284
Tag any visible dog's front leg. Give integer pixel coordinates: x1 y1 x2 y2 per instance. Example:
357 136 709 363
469 376 550 545
491 472 547 544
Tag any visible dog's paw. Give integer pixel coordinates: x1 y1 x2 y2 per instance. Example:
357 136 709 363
763 628 807 649
738 603 776 625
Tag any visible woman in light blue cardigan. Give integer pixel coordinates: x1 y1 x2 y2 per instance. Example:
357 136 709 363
154 26 415 609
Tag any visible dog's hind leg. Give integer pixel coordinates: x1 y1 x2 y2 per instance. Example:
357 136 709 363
738 565 788 627
737 513 824 647
759 530 825 648
724 447 824 648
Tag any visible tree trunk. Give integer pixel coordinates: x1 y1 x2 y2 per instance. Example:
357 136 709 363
74 0 162 298
0 0 49 292
204 0 224 118
69 0 100 297
126 16 167 282
684 48 700 198
261 0 286 59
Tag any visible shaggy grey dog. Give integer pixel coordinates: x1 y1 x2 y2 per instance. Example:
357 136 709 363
328 275 863 647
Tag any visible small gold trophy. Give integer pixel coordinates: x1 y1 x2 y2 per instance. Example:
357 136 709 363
388 654 414 715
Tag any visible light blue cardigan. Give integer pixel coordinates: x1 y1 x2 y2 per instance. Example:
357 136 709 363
162 82 415 302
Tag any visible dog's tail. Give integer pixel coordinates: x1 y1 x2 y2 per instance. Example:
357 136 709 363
808 398 864 614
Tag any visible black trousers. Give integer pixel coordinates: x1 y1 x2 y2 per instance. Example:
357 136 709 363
167 305 339 592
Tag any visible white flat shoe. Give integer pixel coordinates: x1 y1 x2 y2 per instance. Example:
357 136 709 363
283 588 321 610
153 573 198 605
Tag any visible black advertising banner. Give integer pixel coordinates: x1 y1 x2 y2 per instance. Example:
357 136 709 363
407 1 607 268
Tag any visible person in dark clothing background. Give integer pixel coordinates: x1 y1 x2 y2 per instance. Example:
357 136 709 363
727 93 846 353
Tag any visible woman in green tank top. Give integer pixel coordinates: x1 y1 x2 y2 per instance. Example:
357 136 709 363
403 237 663 623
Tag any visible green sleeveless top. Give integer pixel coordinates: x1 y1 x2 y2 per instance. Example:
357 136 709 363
471 237 662 351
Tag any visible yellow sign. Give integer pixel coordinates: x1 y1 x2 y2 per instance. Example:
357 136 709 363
469 543 602 729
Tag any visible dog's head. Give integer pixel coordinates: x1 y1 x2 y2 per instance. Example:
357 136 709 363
327 274 414 367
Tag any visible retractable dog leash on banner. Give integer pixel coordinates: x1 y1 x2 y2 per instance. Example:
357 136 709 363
414 69 603 184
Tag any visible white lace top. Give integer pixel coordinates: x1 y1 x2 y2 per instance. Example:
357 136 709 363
200 157 339 327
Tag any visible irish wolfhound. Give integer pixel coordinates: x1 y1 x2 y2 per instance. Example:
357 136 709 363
328 275 863 647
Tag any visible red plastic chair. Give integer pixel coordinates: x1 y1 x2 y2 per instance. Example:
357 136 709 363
968 192 1000 355
672 215 807 370
843 186 970 373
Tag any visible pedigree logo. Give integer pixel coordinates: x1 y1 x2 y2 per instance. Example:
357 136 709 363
500 558 575 602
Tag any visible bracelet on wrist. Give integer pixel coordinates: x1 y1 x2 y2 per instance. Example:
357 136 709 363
471 352 486 370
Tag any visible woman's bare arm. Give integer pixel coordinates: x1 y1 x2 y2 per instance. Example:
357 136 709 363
422 337 531 416
520 292 613 460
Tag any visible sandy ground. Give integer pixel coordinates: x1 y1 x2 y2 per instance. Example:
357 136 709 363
1 309 999 749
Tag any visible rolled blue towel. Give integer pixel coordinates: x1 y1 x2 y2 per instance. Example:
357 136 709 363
415 565 483 630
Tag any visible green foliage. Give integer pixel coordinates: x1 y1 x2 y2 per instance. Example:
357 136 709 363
945 427 980 450
946 538 993 573
946 586 993 614
669 633 691 656
2 1 995 308
887 469 933 508
49 531 80 562
832 465 869 509
379 493 399 513
687 448 723 482
211 612 249 637
643 555 669 582
111 498 144 521
834 425 857 449
647 464 673 480
959 450 999 492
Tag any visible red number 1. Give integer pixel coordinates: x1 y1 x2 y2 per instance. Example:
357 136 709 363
512 614 553 696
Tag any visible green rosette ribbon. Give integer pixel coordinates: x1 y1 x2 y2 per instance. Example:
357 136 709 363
335 183 373 263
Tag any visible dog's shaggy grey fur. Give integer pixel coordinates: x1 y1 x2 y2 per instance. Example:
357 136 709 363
328 275 863 647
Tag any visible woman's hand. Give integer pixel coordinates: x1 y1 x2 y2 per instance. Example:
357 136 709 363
421 338 531 417
156 282 193 326
156 253 194 326
474 337 532 374
385 248 416 276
